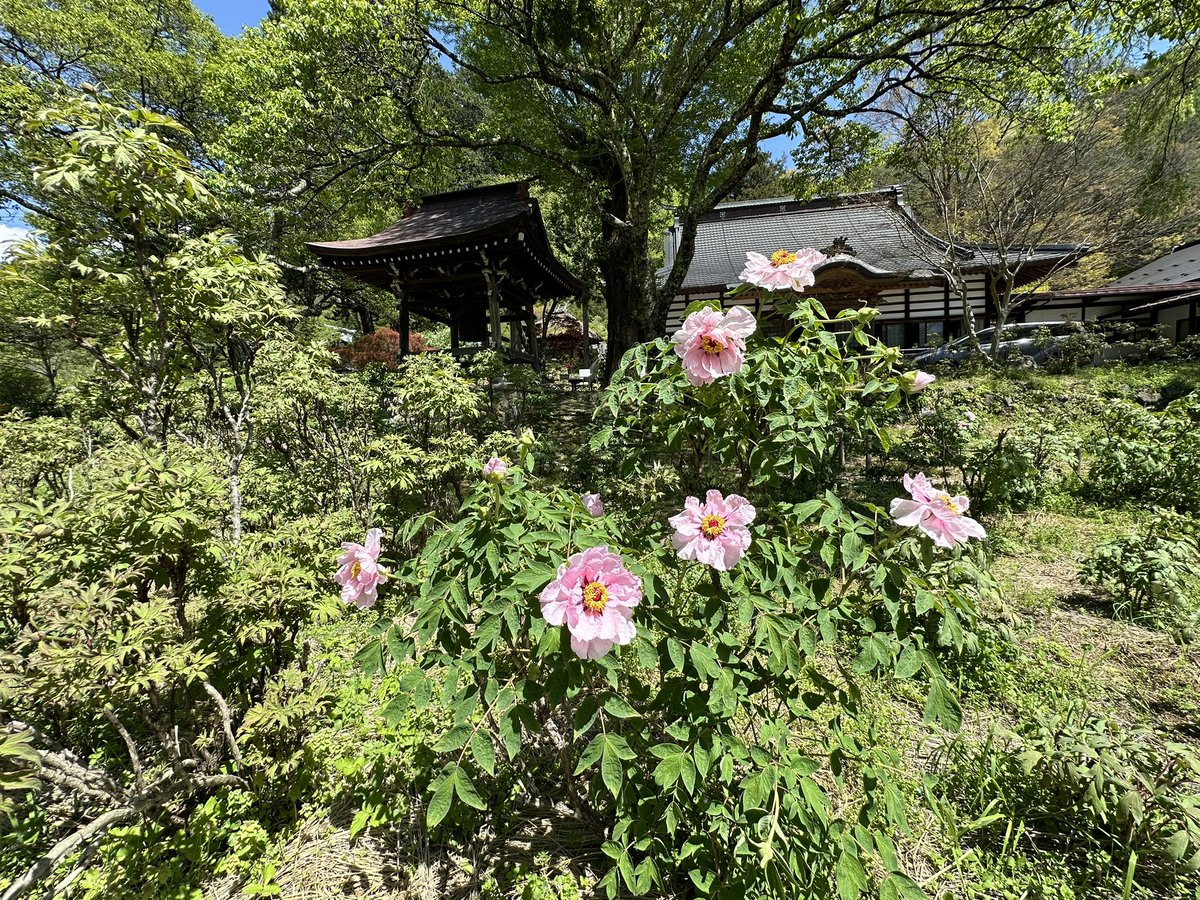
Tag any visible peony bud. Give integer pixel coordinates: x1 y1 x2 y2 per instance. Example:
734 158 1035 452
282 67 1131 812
483 456 508 484
900 370 936 394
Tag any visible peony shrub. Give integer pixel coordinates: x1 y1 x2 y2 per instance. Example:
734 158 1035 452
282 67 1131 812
345 260 992 898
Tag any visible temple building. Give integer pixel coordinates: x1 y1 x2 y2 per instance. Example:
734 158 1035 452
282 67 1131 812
1020 240 1200 341
306 182 583 367
659 188 1082 349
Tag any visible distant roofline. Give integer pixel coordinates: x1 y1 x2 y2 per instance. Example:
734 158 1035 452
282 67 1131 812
698 186 906 223
1041 282 1200 300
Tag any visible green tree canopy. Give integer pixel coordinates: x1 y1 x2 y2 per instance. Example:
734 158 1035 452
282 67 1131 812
416 0 1108 375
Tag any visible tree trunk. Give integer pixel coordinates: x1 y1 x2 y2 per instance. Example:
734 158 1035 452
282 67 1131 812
954 274 979 347
991 275 1012 358
355 303 374 335
599 179 654 382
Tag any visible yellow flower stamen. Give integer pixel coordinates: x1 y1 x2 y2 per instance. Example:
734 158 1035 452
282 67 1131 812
770 249 798 267
582 580 609 614
699 334 725 355
700 514 726 539
350 560 362 578
938 493 961 515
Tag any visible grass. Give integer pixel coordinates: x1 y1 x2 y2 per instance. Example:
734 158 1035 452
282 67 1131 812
879 362 1200 900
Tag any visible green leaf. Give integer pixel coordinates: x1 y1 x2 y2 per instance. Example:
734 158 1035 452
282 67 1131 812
894 644 923 679
385 627 412 666
471 731 496 775
666 638 685 671
574 734 605 775
882 873 927 899
654 752 685 789
426 775 454 828
434 724 471 753
605 733 637 760
354 639 383 676
923 674 963 731
601 742 624 797
380 695 408 727
604 695 640 719
499 708 522 760
836 849 868 900
454 767 487 810
350 807 371 839
690 644 720 678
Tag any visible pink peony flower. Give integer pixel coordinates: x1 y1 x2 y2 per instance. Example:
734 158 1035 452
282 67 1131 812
483 456 508 483
890 473 987 550
582 492 605 517
335 527 389 609
671 306 757 387
668 489 757 571
539 546 642 660
900 370 937 394
739 248 826 293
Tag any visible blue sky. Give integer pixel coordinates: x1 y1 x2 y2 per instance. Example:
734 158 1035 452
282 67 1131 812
195 0 271 35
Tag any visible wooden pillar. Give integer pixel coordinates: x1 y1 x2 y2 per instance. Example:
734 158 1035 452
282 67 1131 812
526 303 540 369
511 308 525 354
482 255 503 352
390 264 410 360
450 310 460 354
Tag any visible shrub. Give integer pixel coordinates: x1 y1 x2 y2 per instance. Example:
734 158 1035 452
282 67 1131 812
901 393 1078 513
1088 393 1200 512
595 299 899 500
1034 322 1108 373
0 446 345 897
249 338 486 526
332 326 431 370
935 706 1200 890
1079 524 1200 630
353 297 995 898
964 425 1078 512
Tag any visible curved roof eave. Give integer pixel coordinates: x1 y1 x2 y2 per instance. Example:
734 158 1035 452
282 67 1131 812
305 211 529 259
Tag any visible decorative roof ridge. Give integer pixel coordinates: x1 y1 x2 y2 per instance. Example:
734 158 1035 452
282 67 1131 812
410 180 531 208
699 186 904 222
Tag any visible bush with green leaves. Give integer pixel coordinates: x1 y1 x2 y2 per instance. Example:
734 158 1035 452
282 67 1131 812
593 299 898 500
0 442 349 897
1087 393 1200 512
352 298 995 898
901 392 1078 513
934 706 1200 891
0 411 87 501
1033 322 1107 374
248 334 535 531
1079 522 1200 630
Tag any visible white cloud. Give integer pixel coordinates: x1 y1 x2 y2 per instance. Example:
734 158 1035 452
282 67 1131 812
0 223 32 258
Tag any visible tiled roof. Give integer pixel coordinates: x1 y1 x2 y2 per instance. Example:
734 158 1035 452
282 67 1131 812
1109 239 1200 287
305 182 583 297
660 188 1079 291
307 182 540 257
